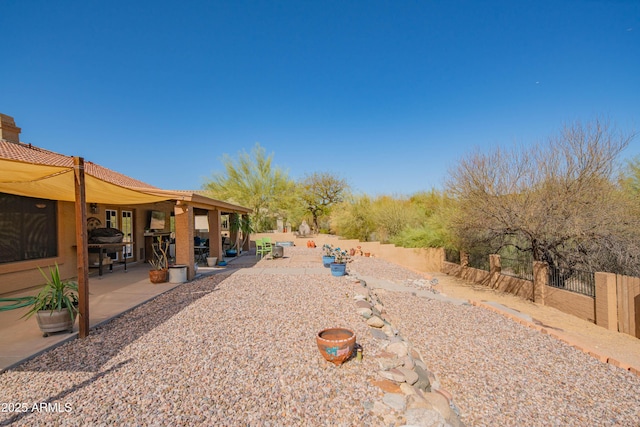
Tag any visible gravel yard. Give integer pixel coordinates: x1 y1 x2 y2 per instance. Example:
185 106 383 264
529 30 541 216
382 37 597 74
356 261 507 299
1 247 639 426
350 255 640 426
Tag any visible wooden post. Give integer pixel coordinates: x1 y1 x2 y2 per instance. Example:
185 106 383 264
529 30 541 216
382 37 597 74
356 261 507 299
208 209 222 261
74 157 90 338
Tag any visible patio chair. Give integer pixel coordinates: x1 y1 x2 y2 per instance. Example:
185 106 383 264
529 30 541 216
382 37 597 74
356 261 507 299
254 238 264 259
256 237 273 259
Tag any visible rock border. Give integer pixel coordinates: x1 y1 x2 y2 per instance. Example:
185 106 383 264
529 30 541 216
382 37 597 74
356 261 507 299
350 277 466 427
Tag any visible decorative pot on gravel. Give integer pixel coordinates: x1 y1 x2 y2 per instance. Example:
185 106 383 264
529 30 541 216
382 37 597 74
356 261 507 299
316 327 357 366
330 262 347 277
322 255 335 268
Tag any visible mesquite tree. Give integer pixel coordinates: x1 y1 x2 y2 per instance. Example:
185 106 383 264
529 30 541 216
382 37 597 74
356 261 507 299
446 119 640 275
299 172 349 232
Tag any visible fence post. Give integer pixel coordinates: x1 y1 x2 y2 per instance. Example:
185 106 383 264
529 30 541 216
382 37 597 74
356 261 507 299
489 254 501 288
460 251 469 268
594 272 618 331
533 261 548 304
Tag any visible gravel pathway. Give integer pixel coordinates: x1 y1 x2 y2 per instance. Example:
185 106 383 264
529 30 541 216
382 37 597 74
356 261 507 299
1 247 639 426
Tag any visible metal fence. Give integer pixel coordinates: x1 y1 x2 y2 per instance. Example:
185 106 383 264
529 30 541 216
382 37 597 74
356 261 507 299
444 248 460 264
500 256 534 281
548 266 595 298
468 252 490 271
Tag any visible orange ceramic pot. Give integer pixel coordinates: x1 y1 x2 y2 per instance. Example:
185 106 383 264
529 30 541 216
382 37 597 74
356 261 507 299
316 327 356 366
149 269 167 284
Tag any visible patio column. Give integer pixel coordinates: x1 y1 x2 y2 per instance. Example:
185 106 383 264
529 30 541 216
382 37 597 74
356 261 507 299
242 213 250 252
208 209 222 262
174 202 195 280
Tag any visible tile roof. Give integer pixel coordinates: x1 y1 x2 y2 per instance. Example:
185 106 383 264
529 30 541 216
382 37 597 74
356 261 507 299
0 139 159 189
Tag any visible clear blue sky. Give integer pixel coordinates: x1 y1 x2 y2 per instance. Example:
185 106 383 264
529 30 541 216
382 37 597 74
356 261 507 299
2 0 638 196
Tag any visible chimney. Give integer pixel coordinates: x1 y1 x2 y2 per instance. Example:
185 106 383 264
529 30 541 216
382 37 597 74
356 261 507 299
0 114 21 143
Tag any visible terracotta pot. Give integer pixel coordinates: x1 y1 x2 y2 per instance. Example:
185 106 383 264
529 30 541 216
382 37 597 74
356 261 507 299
364 252 371 257
149 269 167 284
316 327 356 366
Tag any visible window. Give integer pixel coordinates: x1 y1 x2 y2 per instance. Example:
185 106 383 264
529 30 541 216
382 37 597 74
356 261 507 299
121 210 133 259
104 209 119 261
0 193 58 263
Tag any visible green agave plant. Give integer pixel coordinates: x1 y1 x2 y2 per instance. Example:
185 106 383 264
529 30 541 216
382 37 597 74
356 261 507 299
22 263 79 322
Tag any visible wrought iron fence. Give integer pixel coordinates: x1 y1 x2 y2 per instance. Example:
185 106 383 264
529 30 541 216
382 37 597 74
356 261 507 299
500 256 534 281
444 248 460 264
548 266 595 298
468 252 490 271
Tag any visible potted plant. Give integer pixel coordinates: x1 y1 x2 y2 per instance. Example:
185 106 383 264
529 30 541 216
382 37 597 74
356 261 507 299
149 237 169 283
322 244 335 268
22 263 79 337
330 247 350 277
227 215 253 256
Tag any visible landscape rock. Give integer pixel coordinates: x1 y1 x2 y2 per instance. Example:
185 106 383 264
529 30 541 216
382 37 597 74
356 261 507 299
397 366 419 385
413 364 432 392
422 391 451 420
386 341 409 357
357 307 373 318
404 408 446 427
378 368 406 382
382 393 406 411
367 315 385 328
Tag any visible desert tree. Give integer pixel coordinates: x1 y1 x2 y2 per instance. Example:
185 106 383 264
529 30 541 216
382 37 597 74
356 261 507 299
299 172 349 232
446 119 640 275
203 143 295 232
331 194 377 241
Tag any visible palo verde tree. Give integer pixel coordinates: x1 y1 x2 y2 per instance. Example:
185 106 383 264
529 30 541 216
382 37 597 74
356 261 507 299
299 172 349 232
446 119 640 275
204 143 295 232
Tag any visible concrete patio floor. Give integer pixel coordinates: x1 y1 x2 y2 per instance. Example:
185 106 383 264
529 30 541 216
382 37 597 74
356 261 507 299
0 257 239 373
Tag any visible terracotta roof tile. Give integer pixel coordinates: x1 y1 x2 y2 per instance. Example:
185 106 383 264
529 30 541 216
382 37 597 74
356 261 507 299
0 139 158 189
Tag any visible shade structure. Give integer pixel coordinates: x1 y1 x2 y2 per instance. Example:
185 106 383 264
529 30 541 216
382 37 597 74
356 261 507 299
0 158 171 204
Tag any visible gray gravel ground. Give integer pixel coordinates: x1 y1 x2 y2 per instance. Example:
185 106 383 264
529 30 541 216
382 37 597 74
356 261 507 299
0 250 391 426
350 255 640 427
1 247 639 426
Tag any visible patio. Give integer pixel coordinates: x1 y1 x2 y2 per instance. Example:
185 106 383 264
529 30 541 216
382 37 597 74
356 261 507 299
0 255 243 372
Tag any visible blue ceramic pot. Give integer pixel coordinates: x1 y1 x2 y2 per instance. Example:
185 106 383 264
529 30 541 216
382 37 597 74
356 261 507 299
322 255 335 268
330 262 347 276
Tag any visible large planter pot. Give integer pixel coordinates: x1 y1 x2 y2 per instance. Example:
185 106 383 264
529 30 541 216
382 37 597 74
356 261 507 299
149 269 167 284
322 255 335 268
206 257 217 267
36 308 77 337
330 262 347 277
169 265 188 283
316 327 357 366
225 249 238 257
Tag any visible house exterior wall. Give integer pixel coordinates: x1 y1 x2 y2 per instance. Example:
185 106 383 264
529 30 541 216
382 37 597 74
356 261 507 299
0 199 178 295
0 201 76 294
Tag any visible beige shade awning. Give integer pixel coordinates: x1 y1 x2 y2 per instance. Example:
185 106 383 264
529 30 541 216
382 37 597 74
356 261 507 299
0 158 172 204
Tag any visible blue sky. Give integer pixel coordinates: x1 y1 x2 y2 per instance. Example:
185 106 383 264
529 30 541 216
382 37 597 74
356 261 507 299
2 0 638 196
